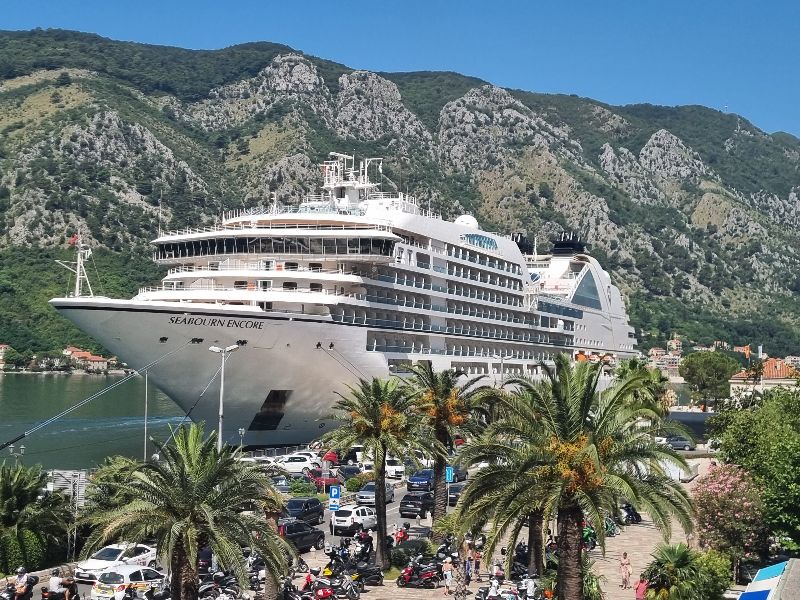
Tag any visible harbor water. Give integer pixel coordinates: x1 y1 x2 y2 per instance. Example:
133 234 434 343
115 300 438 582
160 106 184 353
0 373 184 469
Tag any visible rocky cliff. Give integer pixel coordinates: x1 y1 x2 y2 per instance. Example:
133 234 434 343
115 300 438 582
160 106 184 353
1 29 799 354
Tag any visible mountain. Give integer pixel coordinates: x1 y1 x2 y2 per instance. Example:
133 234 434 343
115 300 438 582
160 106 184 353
1 29 799 356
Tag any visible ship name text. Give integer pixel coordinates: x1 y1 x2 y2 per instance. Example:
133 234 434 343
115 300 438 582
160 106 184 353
168 316 264 329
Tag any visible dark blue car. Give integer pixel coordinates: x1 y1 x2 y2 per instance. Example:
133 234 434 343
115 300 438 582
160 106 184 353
406 469 434 491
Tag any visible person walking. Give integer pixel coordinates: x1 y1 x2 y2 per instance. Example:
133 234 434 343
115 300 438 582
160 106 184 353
474 548 483 582
442 557 453 595
619 552 632 589
634 574 648 600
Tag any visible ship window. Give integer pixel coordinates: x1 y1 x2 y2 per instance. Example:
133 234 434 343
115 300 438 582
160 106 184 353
572 272 603 310
247 390 291 430
309 263 322 272
285 262 298 271
283 282 297 290
258 280 272 291
310 283 323 292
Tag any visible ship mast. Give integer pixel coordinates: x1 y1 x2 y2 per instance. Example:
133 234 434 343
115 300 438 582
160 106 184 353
56 233 94 298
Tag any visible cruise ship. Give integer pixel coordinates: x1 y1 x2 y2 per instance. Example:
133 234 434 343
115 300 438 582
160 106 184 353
50 153 637 447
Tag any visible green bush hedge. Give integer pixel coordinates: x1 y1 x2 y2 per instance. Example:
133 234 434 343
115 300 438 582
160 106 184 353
390 539 433 567
0 530 47 573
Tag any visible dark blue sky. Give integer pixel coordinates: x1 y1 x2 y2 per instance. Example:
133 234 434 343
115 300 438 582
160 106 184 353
4 0 798 135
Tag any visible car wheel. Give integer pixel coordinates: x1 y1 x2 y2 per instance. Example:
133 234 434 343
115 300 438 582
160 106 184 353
684 445 691 451
148 560 157 568
318 513 325 525
315 537 325 550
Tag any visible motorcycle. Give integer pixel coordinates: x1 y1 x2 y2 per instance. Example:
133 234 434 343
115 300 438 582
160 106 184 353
322 556 383 591
395 555 440 588
278 577 312 600
41 576 78 600
604 516 620 537
144 584 171 600
621 503 642 524
198 572 241 599
1 576 39 600
310 573 360 600
581 525 597 551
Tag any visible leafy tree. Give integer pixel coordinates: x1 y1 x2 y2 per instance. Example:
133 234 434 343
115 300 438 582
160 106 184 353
717 389 800 547
693 464 768 578
496 354 693 600
55 71 71 86
678 352 740 408
0 462 71 543
403 363 493 530
695 550 733 600
321 377 433 569
81 423 290 600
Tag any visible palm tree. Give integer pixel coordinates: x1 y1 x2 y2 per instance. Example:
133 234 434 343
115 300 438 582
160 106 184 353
456 385 550 576
615 358 671 415
0 462 71 544
403 362 493 526
643 543 701 599
81 423 291 600
322 377 434 569
505 354 694 600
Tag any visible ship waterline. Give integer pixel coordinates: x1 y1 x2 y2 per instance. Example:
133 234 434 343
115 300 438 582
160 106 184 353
51 152 637 446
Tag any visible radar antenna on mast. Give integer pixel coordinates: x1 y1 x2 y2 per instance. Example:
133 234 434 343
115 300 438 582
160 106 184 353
56 232 94 298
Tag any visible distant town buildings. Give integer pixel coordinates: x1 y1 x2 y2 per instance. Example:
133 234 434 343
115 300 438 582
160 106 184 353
785 356 800 370
729 357 800 395
62 346 110 371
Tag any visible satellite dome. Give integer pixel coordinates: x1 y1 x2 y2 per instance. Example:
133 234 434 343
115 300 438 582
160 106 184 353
454 214 479 229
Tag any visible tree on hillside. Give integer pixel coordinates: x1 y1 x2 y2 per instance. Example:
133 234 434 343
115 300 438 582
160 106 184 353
693 464 768 580
82 424 290 600
679 352 740 408
321 377 434 569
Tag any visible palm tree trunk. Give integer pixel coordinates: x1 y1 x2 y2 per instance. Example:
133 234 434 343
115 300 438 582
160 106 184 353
556 504 583 600
262 508 281 600
374 445 390 569
174 541 199 600
527 510 544 576
169 550 181 600
432 425 448 535
453 550 467 600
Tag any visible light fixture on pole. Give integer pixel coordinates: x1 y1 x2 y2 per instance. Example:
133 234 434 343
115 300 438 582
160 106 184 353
8 443 25 464
238 427 246 448
209 344 239 452
492 353 514 385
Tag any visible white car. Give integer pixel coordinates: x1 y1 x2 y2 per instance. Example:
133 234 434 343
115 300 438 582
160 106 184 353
331 504 378 536
91 565 164 600
276 454 321 474
385 458 405 479
76 543 158 582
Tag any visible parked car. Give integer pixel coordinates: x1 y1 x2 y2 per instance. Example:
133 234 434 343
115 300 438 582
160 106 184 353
399 492 435 518
448 463 468 482
278 518 326 553
308 468 339 491
664 436 696 451
448 482 466 506
90 565 164 600
385 458 406 479
276 454 320 474
407 469 434 491
284 496 325 525
336 465 363 483
76 543 158 582
356 481 395 505
331 505 377 536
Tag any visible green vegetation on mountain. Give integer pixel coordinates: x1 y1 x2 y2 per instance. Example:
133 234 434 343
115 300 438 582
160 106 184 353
0 29 798 356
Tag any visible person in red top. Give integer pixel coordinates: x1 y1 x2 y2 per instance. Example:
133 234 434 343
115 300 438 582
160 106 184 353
634 574 648 600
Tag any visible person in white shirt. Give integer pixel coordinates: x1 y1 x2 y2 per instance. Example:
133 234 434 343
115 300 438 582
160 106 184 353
49 570 65 596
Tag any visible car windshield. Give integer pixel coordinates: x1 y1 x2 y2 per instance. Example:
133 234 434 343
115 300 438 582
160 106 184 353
414 470 432 478
335 509 352 517
360 483 375 492
450 484 465 492
286 500 306 509
386 459 401 466
98 572 124 584
343 467 359 475
91 547 124 561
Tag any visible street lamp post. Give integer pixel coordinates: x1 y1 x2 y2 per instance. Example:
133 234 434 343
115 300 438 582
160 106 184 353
209 344 239 452
493 353 514 386
238 427 246 448
8 444 25 464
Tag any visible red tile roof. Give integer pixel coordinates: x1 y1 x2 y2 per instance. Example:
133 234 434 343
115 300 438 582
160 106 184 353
731 358 799 380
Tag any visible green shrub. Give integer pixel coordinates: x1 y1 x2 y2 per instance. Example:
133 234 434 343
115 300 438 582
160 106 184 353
696 550 732 600
345 477 363 493
0 530 47 572
390 539 433 567
289 479 317 497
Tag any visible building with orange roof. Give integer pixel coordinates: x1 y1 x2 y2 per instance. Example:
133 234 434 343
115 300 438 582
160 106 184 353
729 357 800 396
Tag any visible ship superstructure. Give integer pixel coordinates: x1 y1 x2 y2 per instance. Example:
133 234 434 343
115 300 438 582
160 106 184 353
51 153 636 446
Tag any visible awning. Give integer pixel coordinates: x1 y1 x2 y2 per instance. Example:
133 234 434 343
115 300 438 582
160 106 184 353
739 591 769 600
753 562 788 582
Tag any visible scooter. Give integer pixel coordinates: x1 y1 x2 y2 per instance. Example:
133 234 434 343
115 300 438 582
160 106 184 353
143 583 171 600
2 576 39 600
621 503 642 524
278 577 313 600
41 576 78 600
311 573 360 600
395 555 440 588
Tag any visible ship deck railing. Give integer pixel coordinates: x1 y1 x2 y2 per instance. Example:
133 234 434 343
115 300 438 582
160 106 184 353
160 221 393 238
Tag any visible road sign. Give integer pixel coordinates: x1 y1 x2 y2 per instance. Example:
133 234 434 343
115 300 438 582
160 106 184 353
445 467 454 483
329 499 340 511
329 485 341 500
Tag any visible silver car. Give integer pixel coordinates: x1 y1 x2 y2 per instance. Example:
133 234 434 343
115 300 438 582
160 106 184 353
356 481 395 505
